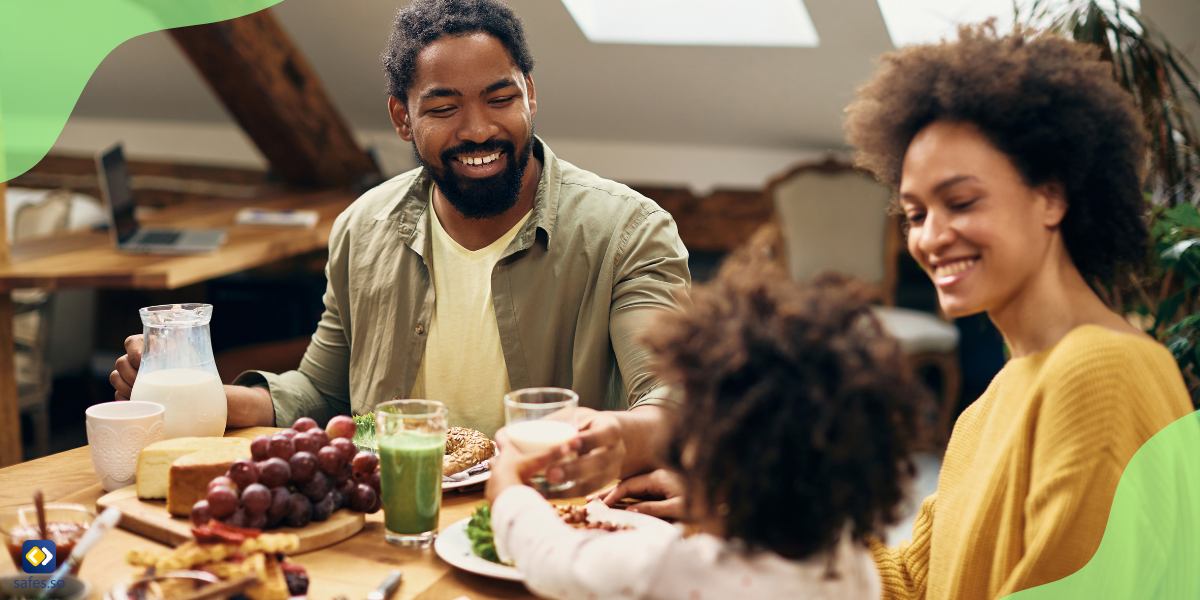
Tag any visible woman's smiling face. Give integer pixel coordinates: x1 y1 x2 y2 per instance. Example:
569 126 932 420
899 120 1068 318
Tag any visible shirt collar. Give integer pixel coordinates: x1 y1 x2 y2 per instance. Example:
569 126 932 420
375 136 560 256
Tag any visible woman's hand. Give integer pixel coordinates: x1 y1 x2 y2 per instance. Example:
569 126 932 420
589 469 687 520
486 429 570 504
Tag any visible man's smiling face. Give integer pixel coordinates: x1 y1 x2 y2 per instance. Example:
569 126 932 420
390 32 537 219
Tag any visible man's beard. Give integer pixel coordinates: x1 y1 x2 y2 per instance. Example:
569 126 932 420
413 131 534 220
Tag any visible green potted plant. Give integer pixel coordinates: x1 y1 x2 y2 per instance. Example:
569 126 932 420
1020 1 1200 402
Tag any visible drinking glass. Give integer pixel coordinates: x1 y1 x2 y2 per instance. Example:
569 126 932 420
376 400 447 548
503 387 579 493
0 504 94 575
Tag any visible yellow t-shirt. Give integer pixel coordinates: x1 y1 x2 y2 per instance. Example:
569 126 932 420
870 325 1193 600
410 198 531 437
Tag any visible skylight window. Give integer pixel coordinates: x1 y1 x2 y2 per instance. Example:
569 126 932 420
876 0 1141 48
560 0 819 47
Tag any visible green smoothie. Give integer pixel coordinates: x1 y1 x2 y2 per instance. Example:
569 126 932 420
379 432 445 535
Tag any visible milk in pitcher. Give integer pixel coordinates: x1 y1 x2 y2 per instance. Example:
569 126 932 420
130 368 227 438
131 303 228 438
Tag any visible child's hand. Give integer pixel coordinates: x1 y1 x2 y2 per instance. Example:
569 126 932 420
486 428 571 504
588 469 687 520
544 407 626 496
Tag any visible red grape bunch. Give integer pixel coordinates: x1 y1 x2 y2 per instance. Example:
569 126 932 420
191 415 383 529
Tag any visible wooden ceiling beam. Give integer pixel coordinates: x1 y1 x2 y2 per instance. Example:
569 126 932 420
168 9 380 189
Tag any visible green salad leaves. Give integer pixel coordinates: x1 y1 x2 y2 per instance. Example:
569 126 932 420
467 503 507 565
353 413 377 453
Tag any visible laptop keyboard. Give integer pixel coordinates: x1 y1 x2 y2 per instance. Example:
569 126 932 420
139 231 183 245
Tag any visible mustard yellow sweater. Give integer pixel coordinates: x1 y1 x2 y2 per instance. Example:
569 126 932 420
871 325 1193 600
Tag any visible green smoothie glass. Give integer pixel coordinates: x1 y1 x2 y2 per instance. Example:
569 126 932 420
376 399 447 548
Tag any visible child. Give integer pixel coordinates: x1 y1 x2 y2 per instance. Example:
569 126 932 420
486 253 921 600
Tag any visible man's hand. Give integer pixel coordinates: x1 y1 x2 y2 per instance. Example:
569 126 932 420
543 407 626 497
109 333 274 427
589 469 687 520
110 335 143 400
486 429 569 503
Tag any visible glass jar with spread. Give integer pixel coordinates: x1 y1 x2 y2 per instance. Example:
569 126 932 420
0 503 94 573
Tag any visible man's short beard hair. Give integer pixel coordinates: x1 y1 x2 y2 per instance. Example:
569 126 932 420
413 129 535 220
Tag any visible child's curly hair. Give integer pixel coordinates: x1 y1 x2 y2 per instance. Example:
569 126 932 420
646 235 921 559
844 22 1149 285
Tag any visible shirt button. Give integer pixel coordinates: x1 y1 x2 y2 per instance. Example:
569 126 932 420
415 325 425 335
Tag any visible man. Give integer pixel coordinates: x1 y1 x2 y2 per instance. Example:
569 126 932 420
111 0 688 488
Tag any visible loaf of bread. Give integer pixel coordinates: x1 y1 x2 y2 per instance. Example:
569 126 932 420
137 438 251 501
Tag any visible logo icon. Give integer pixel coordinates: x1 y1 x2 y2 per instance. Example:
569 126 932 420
21 540 55 573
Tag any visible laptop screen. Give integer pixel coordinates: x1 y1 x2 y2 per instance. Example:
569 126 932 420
97 144 139 245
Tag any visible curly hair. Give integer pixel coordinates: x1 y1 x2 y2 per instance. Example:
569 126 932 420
381 0 535 102
844 23 1150 284
646 242 921 560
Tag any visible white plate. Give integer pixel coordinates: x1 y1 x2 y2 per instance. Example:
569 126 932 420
442 443 499 490
435 517 525 582
434 501 677 581
442 468 491 490
359 440 493 491
573 500 679 536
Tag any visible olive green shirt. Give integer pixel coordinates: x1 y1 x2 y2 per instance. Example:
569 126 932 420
234 139 691 426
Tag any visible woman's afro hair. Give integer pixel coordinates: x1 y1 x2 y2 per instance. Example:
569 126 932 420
844 23 1150 284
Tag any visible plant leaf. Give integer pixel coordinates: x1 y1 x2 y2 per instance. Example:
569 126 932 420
1161 41 1200 106
1168 335 1191 359
1163 312 1200 337
1155 291 1186 333
1160 239 1200 278
1164 203 1200 229
1151 218 1177 243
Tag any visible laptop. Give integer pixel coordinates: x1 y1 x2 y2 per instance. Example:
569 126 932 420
95 143 227 254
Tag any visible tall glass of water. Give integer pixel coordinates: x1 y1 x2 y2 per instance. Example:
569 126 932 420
376 400 447 548
503 388 579 493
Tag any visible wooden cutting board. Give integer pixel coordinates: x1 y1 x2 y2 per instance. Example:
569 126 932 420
96 486 365 554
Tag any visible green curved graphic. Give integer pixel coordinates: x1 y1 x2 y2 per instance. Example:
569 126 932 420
0 0 285 182
6 4 1200 597
1005 410 1200 599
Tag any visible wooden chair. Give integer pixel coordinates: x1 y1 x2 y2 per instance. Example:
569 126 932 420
766 157 962 447
9 189 72 458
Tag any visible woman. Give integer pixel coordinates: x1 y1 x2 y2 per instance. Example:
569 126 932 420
841 23 1194 600
602 23 1195 600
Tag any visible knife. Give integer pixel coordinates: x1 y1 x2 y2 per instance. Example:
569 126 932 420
367 570 403 600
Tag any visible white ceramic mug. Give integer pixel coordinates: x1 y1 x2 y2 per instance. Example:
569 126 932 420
85 401 166 492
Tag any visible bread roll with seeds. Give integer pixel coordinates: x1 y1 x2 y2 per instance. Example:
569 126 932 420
443 427 495 476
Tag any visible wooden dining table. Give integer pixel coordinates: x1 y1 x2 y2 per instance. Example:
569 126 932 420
0 427 542 600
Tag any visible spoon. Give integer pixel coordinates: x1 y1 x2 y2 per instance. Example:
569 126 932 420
34 490 46 540
36 507 121 600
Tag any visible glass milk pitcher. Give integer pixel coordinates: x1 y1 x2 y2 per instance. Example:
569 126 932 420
129 303 228 438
